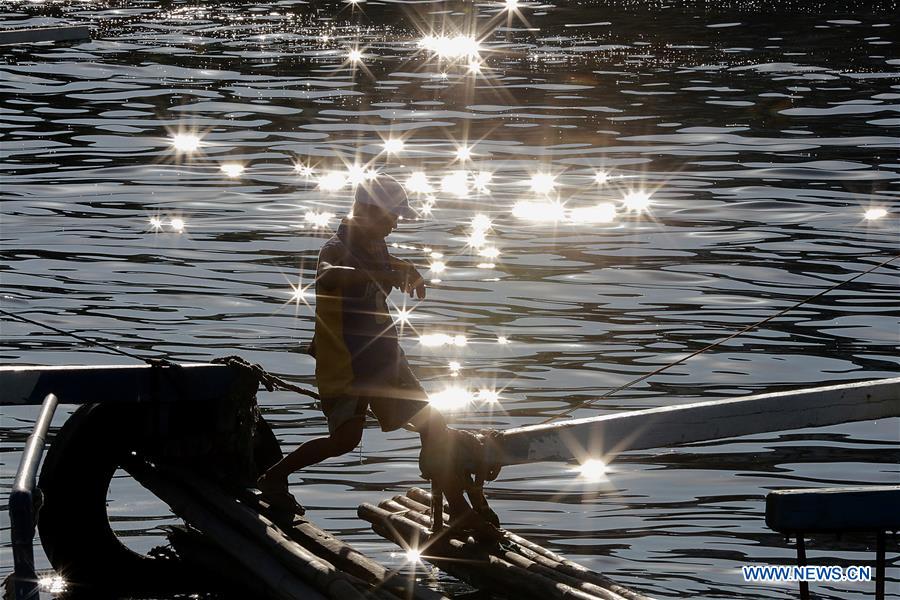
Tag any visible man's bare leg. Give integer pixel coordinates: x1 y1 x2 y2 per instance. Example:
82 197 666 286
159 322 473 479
258 417 364 498
408 406 473 520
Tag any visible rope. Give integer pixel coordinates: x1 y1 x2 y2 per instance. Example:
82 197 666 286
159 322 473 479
212 355 320 400
0 308 318 399
540 254 899 424
0 307 172 366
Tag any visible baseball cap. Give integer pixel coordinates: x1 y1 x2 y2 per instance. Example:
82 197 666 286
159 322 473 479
353 175 416 219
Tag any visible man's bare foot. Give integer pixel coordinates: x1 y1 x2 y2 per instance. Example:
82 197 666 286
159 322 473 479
256 473 306 515
446 507 502 543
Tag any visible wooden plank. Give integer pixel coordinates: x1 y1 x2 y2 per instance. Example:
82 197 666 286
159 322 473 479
0 363 238 406
0 26 90 45
766 485 900 534
496 378 900 465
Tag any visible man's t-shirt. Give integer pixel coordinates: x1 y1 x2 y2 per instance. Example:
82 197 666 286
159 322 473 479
312 221 401 397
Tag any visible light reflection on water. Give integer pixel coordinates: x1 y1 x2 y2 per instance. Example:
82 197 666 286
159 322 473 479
1 1 899 599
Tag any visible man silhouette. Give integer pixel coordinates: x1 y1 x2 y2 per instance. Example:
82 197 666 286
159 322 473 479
257 175 479 527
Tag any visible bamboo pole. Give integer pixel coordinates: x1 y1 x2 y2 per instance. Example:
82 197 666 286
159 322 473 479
407 488 649 600
129 464 325 600
238 489 447 600
171 473 379 600
359 503 501 592
361 502 618 600
381 498 629 600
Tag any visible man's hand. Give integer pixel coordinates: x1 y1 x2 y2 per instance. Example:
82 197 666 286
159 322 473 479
390 264 425 299
398 264 426 299
387 257 426 299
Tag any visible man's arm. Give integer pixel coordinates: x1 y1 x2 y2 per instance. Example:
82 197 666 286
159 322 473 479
318 261 399 291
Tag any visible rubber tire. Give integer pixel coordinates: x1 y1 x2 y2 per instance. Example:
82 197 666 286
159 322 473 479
38 402 157 588
38 399 283 591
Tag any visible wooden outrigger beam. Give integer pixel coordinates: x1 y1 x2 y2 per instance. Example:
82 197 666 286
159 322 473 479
0 26 90 46
493 377 900 466
1 363 237 406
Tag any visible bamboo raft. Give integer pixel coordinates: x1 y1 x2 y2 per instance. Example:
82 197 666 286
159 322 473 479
361 487 651 600
130 462 445 600
4 364 899 600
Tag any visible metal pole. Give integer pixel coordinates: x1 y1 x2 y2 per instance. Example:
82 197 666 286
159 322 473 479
796 535 809 600
9 393 59 600
875 530 885 600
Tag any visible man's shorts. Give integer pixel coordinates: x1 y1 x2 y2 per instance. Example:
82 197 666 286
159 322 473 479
321 393 430 434
320 358 430 434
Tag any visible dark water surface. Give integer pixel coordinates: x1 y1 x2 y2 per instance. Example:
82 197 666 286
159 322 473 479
1 1 899 598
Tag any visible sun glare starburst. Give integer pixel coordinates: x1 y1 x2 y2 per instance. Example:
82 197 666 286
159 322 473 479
149 216 163 231
529 173 557 195
455 145 473 161
346 163 378 186
347 48 364 64
305 211 334 228
512 200 566 222
418 333 467 347
441 171 470 198
38 576 66 594
575 459 608 482
405 549 422 562
318 171 348 191
169 217 186 233
428 386 475 412
473 171 492 193
471 214 492 232
864 207 887 221
395 307 413 325
405 171 434 194
467 229 487 248
382 138 405 154
419 34 481 59
594 171 610 185
476 388 500 403
170 133 201 153
569 203 616 224
622 191 651 214
220 163 244 178
295 163 316 177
